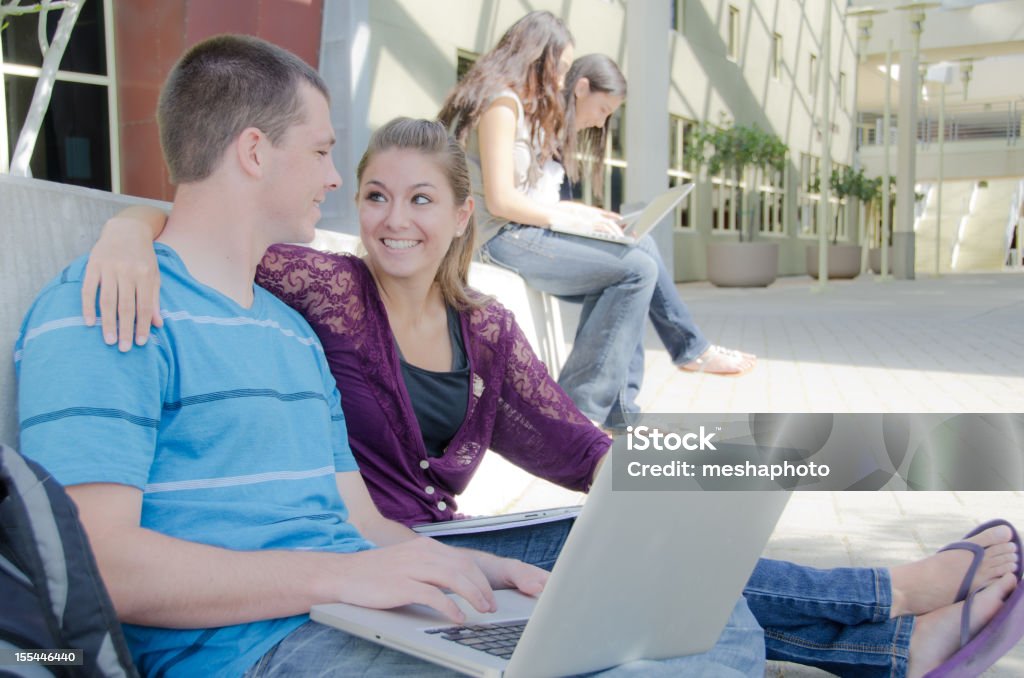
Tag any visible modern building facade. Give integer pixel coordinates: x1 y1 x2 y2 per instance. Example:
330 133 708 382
4 0 1020 281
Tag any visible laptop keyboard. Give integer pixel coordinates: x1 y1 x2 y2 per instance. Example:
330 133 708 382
425 620 528 660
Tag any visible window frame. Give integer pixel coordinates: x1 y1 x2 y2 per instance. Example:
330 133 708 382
0 0 120 191
456 48 479 82
798 153 820 238
772 33 783 81
758 163 787 236
668 114 697 231
579 105 627 214
726 5 740 62
672 0 686 34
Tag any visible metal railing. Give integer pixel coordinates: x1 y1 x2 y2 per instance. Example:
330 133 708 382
858 100 1023 147
1006 180 1024 268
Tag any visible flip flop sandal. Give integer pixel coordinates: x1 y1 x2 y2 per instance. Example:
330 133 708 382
680 345 756 376
923 584 1024 677
937 519 1023 604
924 519 1024 677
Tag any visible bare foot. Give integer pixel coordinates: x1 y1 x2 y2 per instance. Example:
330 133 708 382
907 572 1018 678
890 524 1018 618
680 345 756 375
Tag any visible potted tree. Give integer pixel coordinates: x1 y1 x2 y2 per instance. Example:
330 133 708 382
692 122 787 287
806 166 865 279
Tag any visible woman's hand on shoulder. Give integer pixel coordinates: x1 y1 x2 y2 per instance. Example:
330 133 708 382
82 208 167 352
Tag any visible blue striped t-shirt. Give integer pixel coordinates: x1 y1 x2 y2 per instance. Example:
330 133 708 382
16 243 374 677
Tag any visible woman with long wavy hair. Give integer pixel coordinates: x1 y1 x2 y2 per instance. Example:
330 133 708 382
439 12 755 433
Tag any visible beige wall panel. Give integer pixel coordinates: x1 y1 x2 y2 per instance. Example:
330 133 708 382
368 0 627 128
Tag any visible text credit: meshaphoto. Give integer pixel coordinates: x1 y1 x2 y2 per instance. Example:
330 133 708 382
613 424 831 491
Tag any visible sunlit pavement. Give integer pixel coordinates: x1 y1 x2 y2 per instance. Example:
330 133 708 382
458 270 1024 676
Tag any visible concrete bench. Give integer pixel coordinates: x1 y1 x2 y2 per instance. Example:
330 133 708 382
0 175 171 448
468 261 567 377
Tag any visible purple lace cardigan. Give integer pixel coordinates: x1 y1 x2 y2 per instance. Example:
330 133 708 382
256 244 609 526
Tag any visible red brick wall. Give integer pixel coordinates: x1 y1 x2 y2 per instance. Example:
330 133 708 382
114 0 324 200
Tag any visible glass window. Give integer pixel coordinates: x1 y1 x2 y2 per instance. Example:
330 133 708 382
839 71 847 110
772 33 782 81
668 115 696 230
605 164 625 214
799 153 820 237
607 106 625 160
759 164 786 236
603 106 626 212
711 176 742 234
579 106 626 213
671 0 685 34
1 0 115 190
809 54 818 94
456 49 479 82
4 74 110 189
727 6 740 62
2 0 106 75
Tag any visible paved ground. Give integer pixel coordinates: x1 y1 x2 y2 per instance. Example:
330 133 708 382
458 270 1024 677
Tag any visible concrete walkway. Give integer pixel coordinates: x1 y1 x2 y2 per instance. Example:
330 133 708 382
458 270 1024 677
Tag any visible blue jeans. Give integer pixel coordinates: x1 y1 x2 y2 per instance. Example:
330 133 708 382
481 227 709 427
440 522 913 678
244 601 763 677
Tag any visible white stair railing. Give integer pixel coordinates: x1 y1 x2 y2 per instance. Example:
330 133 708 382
1006 180 1024 268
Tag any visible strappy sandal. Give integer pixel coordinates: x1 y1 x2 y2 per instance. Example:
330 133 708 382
924 585 1024 677
680 345 757 376
938 519 1024 603
925 519 1024 677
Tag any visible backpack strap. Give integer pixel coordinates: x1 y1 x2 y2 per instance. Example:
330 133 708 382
0 445 138 677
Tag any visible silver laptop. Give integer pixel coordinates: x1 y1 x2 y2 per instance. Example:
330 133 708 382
311 458 788 677
549 182 694 245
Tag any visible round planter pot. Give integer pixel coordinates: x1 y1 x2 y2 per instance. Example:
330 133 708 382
868 247 892 275
806 244 861 279
707 241 779 287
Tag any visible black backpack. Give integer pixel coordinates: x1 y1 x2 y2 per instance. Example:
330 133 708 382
0 444 138 677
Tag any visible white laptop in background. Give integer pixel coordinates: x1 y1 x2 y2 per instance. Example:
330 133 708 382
549 182 694 245
311 458 789 678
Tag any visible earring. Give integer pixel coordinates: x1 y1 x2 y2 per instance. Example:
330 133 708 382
456 231 464 237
